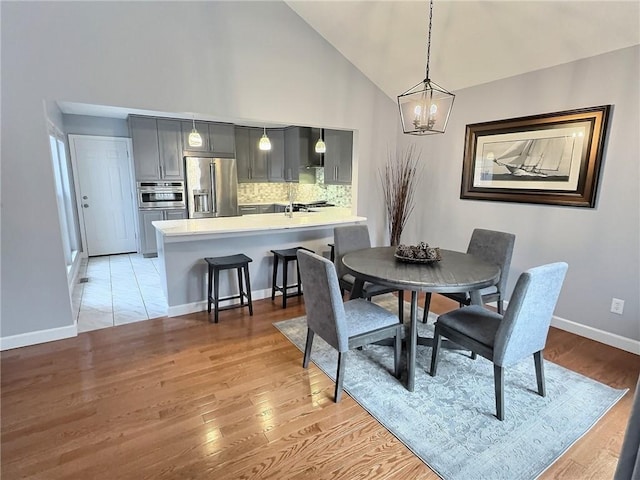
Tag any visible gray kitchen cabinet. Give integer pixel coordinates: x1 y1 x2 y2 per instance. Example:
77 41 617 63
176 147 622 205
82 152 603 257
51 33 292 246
239 204 274 215
139 208 187 257
157 119 184 179
130 116 183 181
266 129 286 182
235 127 269 182
130 116 161 180
209 123 236 156
181 121 236 156
323 129 353 185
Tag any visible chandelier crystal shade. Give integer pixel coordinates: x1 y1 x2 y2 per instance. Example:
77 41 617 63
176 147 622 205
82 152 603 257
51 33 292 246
188 118 203 147
258 127 272 151
398 0 454 135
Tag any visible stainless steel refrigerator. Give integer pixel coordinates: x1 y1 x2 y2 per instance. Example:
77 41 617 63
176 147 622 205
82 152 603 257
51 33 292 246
185 157 239 218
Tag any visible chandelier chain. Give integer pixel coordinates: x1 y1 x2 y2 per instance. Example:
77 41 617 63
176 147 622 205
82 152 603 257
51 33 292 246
425 0 433 81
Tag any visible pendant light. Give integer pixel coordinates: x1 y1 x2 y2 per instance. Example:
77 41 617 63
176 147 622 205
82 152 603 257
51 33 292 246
397 0 454 135
188 117 203 147
315 129 326 154
258 126 272 151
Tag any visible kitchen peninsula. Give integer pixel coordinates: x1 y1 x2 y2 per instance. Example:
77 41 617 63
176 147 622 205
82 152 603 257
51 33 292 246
153 207 365 317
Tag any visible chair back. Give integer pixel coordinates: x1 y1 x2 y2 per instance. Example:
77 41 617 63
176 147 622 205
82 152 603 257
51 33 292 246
467 228 516 295
297 250 348 351
493 262 568 366
333 225 372 280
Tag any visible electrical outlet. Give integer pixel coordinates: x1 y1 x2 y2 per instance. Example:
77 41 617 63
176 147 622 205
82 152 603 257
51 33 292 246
610 298 625 315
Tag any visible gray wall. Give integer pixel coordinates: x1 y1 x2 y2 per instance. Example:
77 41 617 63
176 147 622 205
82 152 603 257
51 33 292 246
0 1 397 339
399 46 639 343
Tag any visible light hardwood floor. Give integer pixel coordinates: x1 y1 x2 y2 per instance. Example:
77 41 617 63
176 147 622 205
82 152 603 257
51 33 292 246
2 294 638 479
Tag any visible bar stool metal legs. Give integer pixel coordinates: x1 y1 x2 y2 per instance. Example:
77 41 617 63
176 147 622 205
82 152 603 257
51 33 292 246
205 253 253 323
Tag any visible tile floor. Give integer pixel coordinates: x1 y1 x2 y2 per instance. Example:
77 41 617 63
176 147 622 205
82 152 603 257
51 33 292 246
71 253 167 333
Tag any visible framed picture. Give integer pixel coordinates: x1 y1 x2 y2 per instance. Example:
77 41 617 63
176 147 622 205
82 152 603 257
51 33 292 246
460 105 611 207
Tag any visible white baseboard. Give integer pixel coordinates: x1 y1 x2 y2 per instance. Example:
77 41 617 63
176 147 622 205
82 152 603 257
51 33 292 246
167 288 272 318
551 315 640 355
1 324 77 351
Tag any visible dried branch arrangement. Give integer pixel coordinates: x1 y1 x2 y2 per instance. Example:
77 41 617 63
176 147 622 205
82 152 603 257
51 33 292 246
379 145 423 246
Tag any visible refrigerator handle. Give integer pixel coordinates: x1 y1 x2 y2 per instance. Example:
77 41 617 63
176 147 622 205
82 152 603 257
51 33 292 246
210 162 217 214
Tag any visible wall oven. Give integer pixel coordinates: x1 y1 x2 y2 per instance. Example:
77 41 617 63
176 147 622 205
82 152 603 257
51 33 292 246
137 181 186 209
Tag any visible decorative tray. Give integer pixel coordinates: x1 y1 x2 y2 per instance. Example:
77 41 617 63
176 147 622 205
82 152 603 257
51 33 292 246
394 243 442 264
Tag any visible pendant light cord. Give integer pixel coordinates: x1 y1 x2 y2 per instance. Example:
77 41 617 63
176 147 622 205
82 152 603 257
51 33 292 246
425 0 433 82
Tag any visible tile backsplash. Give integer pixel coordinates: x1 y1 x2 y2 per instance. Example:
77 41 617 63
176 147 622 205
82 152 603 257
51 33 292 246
237 168 352 207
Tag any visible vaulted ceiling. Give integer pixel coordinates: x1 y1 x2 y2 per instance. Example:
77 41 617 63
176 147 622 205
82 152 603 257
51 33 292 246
286 1 640 99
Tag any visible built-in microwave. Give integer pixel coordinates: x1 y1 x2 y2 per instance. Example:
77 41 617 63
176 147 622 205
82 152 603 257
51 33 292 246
137 181 186 209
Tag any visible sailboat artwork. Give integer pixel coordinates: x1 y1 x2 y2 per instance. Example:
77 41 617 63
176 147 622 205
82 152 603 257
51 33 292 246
481 135 578 182
462 105 610 207
474 129 584 190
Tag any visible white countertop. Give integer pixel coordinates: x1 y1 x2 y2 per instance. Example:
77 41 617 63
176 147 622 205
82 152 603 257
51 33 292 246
152 207 366 241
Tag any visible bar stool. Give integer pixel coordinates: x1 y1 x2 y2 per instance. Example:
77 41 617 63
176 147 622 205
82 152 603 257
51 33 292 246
205 253 253 323
270 247 314 308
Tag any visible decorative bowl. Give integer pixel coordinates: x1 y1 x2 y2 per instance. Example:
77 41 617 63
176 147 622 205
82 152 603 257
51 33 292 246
394 242 442 264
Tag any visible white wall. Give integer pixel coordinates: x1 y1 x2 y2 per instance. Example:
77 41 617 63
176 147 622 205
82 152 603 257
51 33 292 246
400 46 639 348
0 1 398 344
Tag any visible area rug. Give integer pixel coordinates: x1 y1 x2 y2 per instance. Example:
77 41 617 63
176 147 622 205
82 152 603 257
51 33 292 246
273 296 627 480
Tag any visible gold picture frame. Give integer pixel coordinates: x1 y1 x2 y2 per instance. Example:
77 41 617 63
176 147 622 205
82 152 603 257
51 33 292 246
460 105 611 207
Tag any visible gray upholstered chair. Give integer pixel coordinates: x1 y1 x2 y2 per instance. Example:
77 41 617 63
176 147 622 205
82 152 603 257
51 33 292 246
334 225 404 322
614 374 640 479
423 228 515 323
297 249 402 402
429 262 568 420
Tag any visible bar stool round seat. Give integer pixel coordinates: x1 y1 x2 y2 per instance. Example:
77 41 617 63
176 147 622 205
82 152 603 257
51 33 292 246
205 253 253 323
270 247 314 308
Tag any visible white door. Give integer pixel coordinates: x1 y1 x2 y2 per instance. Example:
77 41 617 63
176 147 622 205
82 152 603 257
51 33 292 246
70 135 137 256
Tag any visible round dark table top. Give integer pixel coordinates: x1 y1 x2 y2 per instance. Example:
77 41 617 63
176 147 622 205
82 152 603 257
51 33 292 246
342 246 500 294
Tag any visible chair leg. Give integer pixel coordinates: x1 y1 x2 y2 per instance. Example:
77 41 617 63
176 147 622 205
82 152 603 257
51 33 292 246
494 364 505 421
429 326 442 376
271 256 278 301
534 350 546 397
422 292 432 323
471 352 478 360
207 264 213 314
302 328 314 368
282 259 289 308
243 264 253 316
213 268 220 324
237 268 244 307
393 326 402 379
496 294 504 314
397 290 404 324
335 351 346 402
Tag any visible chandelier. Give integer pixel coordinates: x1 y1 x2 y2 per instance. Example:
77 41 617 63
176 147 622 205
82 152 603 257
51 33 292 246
397 0 454 135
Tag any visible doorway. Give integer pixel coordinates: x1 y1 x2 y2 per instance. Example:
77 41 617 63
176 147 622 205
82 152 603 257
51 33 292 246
69 135 138 256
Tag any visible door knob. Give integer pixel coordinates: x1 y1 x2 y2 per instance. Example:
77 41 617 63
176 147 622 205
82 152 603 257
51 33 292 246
83 204 89 208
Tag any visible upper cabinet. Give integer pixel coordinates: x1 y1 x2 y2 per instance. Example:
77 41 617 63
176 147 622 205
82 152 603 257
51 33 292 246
323 129 353 185
180 121 236 156
130 116 183 181
235 127 268 182
157 119 183 179
236 127 288 183
266 129 286 182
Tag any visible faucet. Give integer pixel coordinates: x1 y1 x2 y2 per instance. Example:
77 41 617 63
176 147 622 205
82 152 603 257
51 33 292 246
286 182 294 218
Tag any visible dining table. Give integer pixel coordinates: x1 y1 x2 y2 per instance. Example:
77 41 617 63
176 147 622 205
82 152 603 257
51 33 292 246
341 246 501 391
